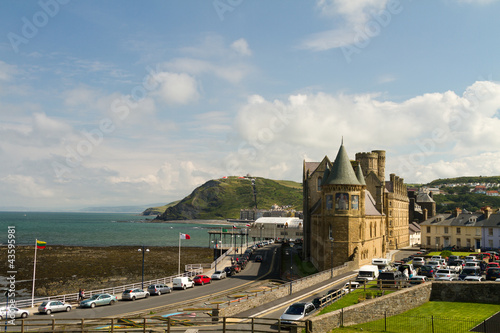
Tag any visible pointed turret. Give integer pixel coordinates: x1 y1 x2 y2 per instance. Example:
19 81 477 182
355 164 366 186
325 144 361 186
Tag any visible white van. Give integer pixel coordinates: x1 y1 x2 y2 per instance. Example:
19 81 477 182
355 265 379 282
173 277 195 290
372 258 390 271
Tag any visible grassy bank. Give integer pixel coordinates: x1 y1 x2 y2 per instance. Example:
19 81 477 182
0 245 213 297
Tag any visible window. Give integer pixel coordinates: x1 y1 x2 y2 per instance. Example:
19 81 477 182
426 226 431 233
476 229 481 236
457 238 461 247
435 237 440 246
466 239 471 247
489 228 494 236
456 227 461 235
326 195 333 210
444 227 449 234
489 240 494 248
426 237 431 246
317 177 322 191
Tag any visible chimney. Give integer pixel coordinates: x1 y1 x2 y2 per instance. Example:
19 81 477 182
482 206 492 219
423 208 428 221
453 207 462 217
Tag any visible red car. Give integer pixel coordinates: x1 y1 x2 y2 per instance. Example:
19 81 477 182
193 275 211 285
485 262 500 272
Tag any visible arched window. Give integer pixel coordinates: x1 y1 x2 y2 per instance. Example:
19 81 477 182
317 177 322 191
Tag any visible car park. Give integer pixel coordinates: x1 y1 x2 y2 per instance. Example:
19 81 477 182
173 277 195 290
279 302 316 324
0 307 29 319
486 267 500 281
434 269 458 279
147 284 171 295
38 301 72 314
122 289 150 301
211 270 227 280
193 275 211 285
80 293 117 308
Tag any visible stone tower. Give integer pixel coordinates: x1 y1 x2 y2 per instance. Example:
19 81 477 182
355 150 386 183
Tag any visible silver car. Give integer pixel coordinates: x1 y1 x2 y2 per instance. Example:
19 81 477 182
38 301 72 314
434 269 458 279
122 288 150 301
279 302 316 324
147 284 171 295
0 307 29 320
211 270 227 280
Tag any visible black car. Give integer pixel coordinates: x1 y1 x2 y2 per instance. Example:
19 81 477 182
458 268 481 280
224 266 234 276
485 267 500 281
419 265 436 278
378 271 406 288
255 255 263 262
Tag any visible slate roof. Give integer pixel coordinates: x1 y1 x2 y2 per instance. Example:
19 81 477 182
416 192 435 203
365 190 382 216
324 145 361 186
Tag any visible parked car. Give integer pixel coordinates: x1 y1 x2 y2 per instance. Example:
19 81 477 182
464 276 483 282
427 260 442 270
419 265 436 278
342 281 360 294
437 259 447 268
224 266 234 277
408 275 428 285
434 276 459 281
398 263 416 278
434 269 458 280
458 268 481 280
38 301 72 314
255 255 263 262
431 255 443 261
80 293 117 308
485 262 500 273
486 267 500 281
279 302 316 324
173 277 195 290
412 257 425 268
0 307 29 319
211 270 227 280
193 275 211 285
312 297 322 309
465 255 476 262
147 284 171 295
122 289 150 301
448 259 465 272
378 271 406 288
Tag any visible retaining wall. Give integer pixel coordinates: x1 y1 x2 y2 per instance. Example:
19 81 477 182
216 261 357 317
430 281 500 304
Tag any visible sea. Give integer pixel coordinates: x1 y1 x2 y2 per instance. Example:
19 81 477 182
0 211 228 247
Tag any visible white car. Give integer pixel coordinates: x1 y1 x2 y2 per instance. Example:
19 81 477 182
211 270 227 280
121 288 150 301
464 276 483 282
279 302 316 324
434 269 458 279
0 307 29 319
342 281 360 293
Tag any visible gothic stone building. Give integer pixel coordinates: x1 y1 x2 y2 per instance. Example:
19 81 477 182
303 145 410 271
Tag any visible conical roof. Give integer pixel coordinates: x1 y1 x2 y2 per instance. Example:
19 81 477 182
355 164 366 185
325 144 361 186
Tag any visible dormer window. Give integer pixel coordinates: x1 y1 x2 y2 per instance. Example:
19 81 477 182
469 217 477 223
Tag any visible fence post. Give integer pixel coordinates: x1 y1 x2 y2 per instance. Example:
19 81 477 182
483 319 486 333
384 311 387 332
111 318 114 333
52 318 56 331
431 315 434 333
223 317 227 333
167 317 171 333
252 317 255 333
81 318 85 332
21 319 24 333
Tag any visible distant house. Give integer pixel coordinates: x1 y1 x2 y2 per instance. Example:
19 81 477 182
474 185 487 194
486 190 499 197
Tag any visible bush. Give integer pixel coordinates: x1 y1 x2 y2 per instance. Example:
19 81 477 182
440 250 453 258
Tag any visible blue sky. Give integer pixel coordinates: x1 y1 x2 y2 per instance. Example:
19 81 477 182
1 0 500 210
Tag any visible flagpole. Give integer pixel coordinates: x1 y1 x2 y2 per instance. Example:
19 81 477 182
178 233 181 276
31 239 38 308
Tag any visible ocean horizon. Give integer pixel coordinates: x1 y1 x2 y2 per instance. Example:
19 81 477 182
0 211 229 247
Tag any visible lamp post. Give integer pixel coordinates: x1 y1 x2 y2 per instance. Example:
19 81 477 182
211 240 222 271
138 245 149 289
330 237 334 278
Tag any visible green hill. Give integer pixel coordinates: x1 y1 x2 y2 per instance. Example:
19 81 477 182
428 176 500 186
149 176 303 220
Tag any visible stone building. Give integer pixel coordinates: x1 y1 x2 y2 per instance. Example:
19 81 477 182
303 144 409 271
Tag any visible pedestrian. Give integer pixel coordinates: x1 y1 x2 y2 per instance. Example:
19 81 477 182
81 289 85 300
78 288 83 301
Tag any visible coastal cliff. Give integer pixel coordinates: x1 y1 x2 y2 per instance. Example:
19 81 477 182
148 176 302 221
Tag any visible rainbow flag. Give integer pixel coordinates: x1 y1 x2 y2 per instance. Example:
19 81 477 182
36 239 46 249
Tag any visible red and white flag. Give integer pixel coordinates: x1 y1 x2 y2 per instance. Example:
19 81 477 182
180 233 191 240
246 224 251 227
232 225 237 229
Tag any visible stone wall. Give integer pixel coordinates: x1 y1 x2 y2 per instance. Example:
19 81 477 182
310 283 432 333
430 281 500 304
216 261 357 317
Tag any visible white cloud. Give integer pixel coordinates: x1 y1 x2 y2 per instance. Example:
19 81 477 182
0 60 18 81
302 0 393 51
231 38 252 56
226 80 500 184
152 72 200 105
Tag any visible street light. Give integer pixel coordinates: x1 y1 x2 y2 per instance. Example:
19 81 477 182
330 237 334 278
211 240 222 271
138 246 149 289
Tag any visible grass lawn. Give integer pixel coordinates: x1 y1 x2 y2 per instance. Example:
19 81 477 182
330 301 500 332
426 251 475 257
318 283 395 315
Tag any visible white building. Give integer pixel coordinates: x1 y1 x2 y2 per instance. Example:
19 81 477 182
248 217 303 242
